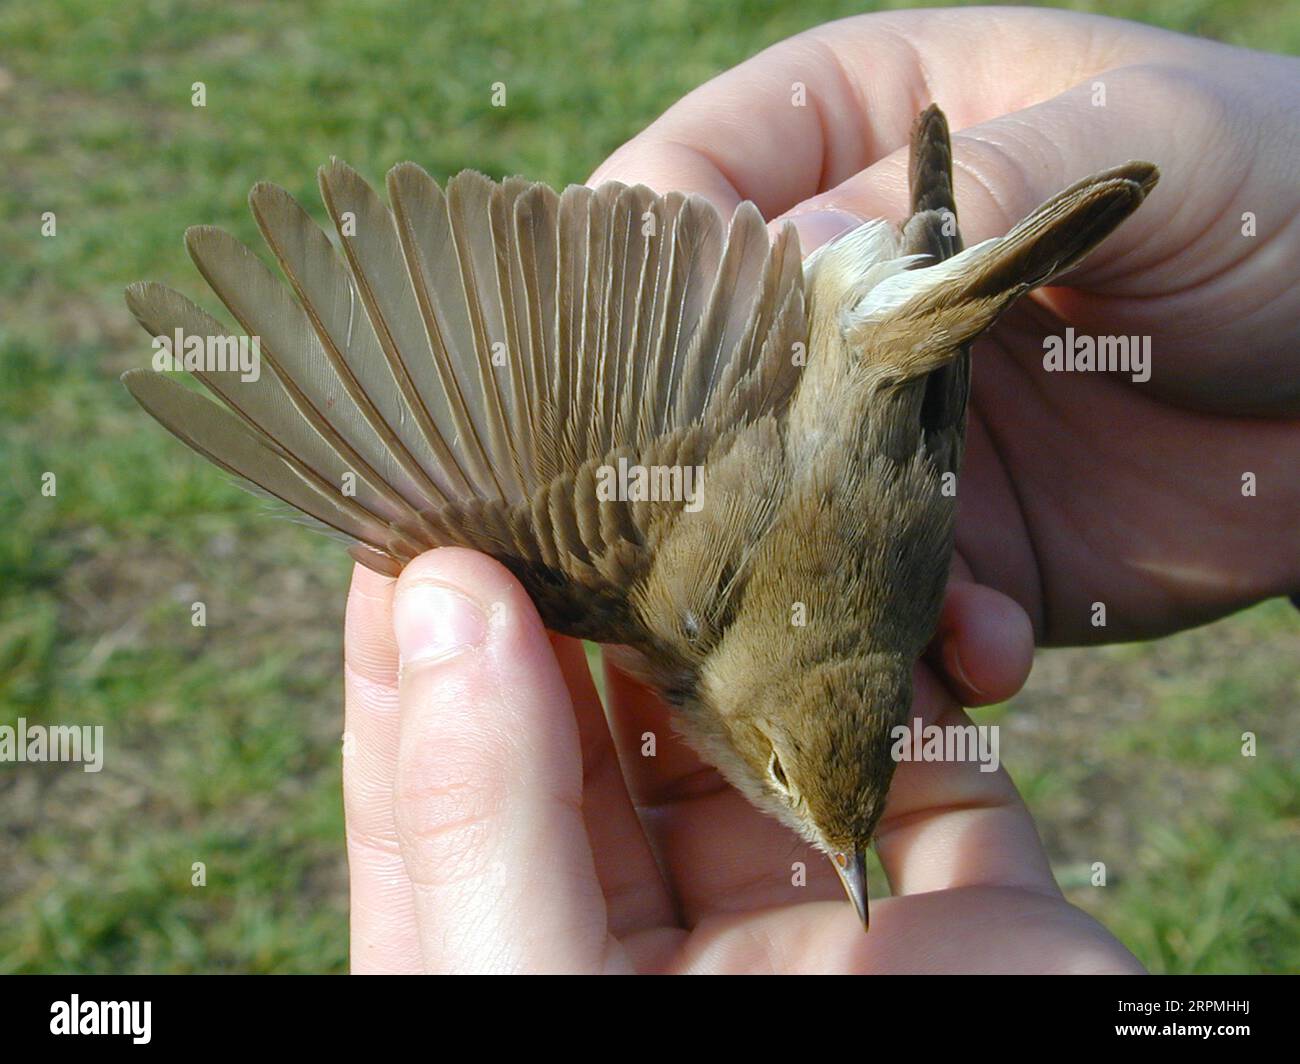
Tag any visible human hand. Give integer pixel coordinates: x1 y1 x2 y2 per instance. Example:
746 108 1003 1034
343 551 1139 974
592 6 1300 646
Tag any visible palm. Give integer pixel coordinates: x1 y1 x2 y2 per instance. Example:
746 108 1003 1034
957 291 1299 646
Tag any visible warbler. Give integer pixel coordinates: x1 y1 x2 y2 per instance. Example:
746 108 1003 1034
123 106 1157 929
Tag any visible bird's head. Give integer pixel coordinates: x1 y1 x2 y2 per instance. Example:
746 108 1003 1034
693 652 913 930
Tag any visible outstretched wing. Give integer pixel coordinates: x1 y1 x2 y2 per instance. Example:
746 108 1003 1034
123 165 806 640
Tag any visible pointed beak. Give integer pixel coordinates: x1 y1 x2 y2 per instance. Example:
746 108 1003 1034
831 849 870 931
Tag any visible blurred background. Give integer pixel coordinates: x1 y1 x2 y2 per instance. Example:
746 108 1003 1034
1 0 1296 973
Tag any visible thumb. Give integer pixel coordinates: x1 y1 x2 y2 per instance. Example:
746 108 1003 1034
389 547 619 973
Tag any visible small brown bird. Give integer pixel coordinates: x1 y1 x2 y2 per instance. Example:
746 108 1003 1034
123 106 1156 929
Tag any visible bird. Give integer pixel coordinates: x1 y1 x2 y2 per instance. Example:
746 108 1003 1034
122 105 1157 930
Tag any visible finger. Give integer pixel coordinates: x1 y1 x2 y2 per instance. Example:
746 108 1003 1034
390 548 631 973
548 636 679 934
774 64 1237 312
601 656 712 804
342 563 424 974
643 889 1143 974
925 578 1035 707
591 8 1184 214
874 667 1060 899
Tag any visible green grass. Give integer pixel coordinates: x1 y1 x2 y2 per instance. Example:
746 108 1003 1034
2 0 1296 972
988 600 1299 973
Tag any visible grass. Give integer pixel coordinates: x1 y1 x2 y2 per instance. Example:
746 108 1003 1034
1 0 1296 972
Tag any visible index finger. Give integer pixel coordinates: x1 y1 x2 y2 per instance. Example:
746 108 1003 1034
875 666 1060 900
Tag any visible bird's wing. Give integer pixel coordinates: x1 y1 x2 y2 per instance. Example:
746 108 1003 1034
123 166 806 640
847 158 1158 386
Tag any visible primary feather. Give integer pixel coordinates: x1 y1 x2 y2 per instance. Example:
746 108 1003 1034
125 162 808 638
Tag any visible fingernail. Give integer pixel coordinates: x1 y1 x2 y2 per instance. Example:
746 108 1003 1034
783 209 862 255
943 638 985 701
393 581 488 664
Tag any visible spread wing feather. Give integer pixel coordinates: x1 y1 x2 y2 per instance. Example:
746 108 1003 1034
124 165 806 640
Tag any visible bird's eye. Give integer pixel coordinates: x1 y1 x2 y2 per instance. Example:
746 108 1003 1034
768 749 790 794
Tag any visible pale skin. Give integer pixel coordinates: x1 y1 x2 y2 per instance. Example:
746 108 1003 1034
344 9 1299 972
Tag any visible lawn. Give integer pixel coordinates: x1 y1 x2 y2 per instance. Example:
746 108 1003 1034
1 0 1295 972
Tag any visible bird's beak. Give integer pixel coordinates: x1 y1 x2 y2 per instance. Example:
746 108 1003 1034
832 849 870 931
